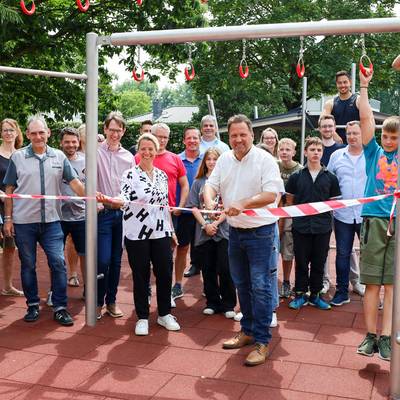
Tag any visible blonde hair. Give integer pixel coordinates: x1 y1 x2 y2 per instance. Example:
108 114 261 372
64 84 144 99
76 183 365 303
278 138 297 150
259 127 279 157
137 133 160 152
77 124 86 151
196 147 221 179
0 118 24 149
382 116 400 134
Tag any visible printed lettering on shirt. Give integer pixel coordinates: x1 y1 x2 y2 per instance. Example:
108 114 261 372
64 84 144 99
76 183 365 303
138 225 154 240
124 210 134 221
156 219 164 231
136 208 150 222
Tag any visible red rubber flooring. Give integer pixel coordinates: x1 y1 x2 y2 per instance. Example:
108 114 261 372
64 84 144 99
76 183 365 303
0 248 390 400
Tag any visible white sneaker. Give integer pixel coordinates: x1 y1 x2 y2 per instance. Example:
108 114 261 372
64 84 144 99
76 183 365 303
135 319 149 335
224 311 236 319
157 314 180 331
270 311 278 328
171 296 176 308
203 308 215 315
234 312 243 322
321 280 330 294
352 282 365 296
46 291 53 307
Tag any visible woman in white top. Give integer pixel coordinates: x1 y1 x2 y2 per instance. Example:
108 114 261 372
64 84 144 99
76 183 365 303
101 134 180 336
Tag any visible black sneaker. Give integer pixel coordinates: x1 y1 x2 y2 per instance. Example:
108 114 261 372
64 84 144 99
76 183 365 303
24 305 40 322
184 265 201 278
54 309 74 326
357 332 377 357
377 335 391 361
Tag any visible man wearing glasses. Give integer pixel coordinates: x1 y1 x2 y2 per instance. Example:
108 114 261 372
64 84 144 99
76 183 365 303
97 111 135 319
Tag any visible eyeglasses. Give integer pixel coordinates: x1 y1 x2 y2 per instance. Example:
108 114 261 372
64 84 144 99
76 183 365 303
320 125 334 129
263 136 276 141
2 129 15 133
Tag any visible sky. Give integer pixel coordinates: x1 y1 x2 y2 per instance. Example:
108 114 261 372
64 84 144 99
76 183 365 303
107 8 400 89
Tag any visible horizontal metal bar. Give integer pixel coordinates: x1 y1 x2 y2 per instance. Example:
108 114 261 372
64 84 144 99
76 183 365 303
0 66 87 80
110 17 400 46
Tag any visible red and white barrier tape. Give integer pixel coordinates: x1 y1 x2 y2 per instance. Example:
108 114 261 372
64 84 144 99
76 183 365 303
0 191 398 218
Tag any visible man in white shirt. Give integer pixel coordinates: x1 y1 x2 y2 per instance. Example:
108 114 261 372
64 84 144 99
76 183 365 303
199 115 230 155
204 114 284 366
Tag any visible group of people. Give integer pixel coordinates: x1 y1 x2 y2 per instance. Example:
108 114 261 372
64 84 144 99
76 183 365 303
0 66 398 366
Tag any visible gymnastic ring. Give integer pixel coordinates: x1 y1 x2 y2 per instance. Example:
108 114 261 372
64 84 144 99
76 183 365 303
76 0 90 12
296 59 305 78
132 66 145 82
137 0 143 5
184 63 195 81
359 55 373 77
20 0 36 15
239 60 249 79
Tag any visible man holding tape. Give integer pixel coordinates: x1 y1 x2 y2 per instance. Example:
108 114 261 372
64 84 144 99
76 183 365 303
204 114 284 366
3 115 85 326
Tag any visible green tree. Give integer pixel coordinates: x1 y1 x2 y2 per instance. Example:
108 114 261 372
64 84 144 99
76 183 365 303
115 89 151 118
188 0 400 123
0 0 206 123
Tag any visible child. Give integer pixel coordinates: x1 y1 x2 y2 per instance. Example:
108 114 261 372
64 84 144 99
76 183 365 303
356 68 398 361
186 148 236 318
277 138 302 298
286 137 341 310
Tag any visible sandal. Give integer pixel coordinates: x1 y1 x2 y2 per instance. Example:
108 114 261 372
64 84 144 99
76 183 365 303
68 276 80 287
1 287 24 296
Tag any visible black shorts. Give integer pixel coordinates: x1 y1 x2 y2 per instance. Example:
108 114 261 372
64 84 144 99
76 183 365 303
175 213 196 247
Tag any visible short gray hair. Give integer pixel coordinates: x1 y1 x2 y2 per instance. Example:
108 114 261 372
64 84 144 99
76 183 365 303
200 115 217 128
151 123 170 135
27 115 48 131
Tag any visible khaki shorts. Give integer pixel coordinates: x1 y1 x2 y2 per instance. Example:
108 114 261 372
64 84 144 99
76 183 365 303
280 219 294 261
360 217 395 285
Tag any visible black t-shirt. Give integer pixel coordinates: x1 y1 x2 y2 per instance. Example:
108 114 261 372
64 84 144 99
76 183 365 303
321 143 345 167
331 94 360 143
286 166 341 234
0 154 10 216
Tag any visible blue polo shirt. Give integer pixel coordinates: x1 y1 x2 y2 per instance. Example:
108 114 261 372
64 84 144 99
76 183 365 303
175 151 203 208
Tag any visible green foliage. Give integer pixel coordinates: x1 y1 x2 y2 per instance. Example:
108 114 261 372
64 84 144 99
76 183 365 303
0 0 206 122
115 90 151 118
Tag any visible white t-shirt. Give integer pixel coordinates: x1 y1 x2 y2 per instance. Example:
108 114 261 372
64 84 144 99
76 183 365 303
206 146 284 228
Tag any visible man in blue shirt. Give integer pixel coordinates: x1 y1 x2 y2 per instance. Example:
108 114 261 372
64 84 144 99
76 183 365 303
199 115 230 155
172 128 203 299
327 121 366 306
356 69 399 361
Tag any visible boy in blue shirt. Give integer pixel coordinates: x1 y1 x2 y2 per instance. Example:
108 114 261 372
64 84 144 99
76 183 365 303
357 69 399 361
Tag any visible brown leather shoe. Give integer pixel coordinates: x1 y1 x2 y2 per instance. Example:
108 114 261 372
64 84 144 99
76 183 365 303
106 303 124 318
244 343 269 366
222 331 254 349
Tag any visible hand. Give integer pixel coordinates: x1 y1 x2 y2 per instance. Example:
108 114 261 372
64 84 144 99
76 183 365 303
333 132 343 144
0 190 5 203
359 68 373 86
204 223 217 236
172 233 179 246
225 201 244 217
172 208 182 217
3 221 14 237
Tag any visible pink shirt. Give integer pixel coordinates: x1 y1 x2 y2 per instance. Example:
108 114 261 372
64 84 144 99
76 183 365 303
135 151 186 206
98 141 135 197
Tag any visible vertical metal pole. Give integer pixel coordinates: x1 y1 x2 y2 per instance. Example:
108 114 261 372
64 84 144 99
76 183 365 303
351 63 356 93
207 94 220 139
300 76 307 165
85 32 99 327
254 106 259 119
390 128 400 399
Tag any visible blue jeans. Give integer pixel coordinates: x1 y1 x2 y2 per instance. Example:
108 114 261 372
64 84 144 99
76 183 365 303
228 223 276 344
334 218 360 294
97 209 123 307
271 224 279 311
14 222 67 311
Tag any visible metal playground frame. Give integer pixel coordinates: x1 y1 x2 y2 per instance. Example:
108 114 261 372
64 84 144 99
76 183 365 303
1 16 400 399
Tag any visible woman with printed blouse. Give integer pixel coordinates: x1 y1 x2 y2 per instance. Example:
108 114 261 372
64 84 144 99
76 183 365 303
100 133 180 336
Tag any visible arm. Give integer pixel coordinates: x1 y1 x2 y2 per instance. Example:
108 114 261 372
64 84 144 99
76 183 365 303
203 183 218 210
359 69 375 145
322 99 333 115
3 185 15 237
173 175 189 216
69 178 85 197
285 193 294 206
226 192 277 217
392 55 400 71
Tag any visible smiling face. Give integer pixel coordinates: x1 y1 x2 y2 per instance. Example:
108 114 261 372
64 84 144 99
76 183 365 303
61 134 80 158
138 138 157 163
153 127 170 153
278 143 296 163
1 122 18 145
183 129 200 153
229 122 254 160
26 120 50 153
262 131 277 153
319 118 336 140
104 119 126 147
381 130 399 153
205 153 218 173
336 74 352 96
201 119 217 141
345 124 362 150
